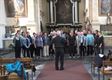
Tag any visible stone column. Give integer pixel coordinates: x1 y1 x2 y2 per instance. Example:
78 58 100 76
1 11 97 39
33 0 41 32
92 0 100 31
75 1 78 23
72 1 75 25
50 0 54 23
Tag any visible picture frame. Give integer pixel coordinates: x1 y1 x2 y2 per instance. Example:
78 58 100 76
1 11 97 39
55 0 73 24
99 0 112 16
4 0 28 17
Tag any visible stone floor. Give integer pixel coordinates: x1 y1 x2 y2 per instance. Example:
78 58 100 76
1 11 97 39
0 47 112 80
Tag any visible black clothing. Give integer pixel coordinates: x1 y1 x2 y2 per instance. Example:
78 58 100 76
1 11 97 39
97 36 104 47
14 38 21 58
49 35 55 56
28 35 35 58
94 35 99 55
99 36 104 54
30 44 35 58
68 35 76 46
52 36 66 48
68 35 77 57
94 35 99 46
28 35 33 44
52 36 66 70
87 45 94 56
95 35 104 54
94 54 106 68
55 48 64 70
80 43 85 57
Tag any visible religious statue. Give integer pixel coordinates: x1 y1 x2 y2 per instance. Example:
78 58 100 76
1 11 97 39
85 17 92 31
106 13 111 25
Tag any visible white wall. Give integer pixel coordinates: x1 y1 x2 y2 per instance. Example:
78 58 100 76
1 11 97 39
0 0 6 48
0 0 43 48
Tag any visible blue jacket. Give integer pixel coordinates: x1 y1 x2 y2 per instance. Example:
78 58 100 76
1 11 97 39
21 37 31 48
43 35 50 46
86 34 94 46
5 60 27 80
35 36 44 47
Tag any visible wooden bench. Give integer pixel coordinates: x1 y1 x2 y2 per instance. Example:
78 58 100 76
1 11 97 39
0 58 33 80
0 58 32 68
91 54 107 80
0 58 32 63
8 72 22 80
100 60 112 80
91 60 101 80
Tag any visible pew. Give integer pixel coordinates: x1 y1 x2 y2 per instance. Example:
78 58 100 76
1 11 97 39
0 65 7 80
101 61 112 80
0 58 33 80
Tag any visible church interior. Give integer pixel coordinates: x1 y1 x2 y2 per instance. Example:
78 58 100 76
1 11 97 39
0 0 112 80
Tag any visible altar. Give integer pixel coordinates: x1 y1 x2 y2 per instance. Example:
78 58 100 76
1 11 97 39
101 24 112 46
3 38 13 49
47 0 82 31
104 36 112 46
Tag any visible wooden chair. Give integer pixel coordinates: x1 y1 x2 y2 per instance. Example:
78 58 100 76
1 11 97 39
0 65 8 80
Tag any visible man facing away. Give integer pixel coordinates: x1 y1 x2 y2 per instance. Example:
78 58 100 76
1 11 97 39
51 30 66 70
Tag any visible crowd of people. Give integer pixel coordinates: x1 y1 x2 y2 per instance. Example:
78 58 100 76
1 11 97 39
12 29 105 70
13 29 104 59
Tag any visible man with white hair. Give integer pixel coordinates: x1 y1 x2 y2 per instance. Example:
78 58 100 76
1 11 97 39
56 30 62 36
51 30 66 70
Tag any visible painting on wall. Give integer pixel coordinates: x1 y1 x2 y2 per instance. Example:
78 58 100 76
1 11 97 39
55 0 73 24
99 0 112 16
4 0 27 17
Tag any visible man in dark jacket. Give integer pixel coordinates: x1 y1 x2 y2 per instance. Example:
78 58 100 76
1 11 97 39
52 31 66 70
94 53 106 68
